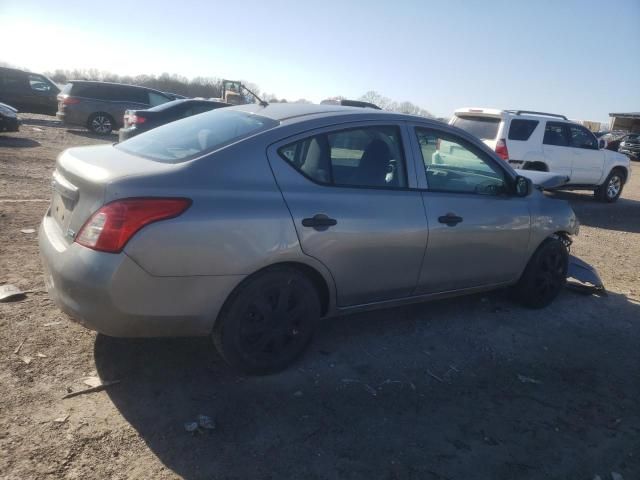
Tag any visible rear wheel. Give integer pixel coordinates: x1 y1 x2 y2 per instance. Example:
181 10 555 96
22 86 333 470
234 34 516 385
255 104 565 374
511 238 568 309
88 113 114 135
595 168 624 203
212 267 320 375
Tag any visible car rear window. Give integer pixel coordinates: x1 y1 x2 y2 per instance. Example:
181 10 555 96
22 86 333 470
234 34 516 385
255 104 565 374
116 109 279 163
452 115 500 140
508 119 539 141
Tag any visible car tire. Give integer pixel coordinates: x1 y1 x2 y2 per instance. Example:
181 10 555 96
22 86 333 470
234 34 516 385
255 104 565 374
88 113 115 135
594 168 625 203
212 267 320 375
511 237 568 309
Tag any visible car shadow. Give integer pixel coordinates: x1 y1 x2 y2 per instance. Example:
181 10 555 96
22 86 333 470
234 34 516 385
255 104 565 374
547 190 640 234
0 136 41 148
66 129 118 141
95 289 640 479
20 117 65 129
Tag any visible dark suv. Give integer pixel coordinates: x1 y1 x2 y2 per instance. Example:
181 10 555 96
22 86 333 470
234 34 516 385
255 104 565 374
0 67 60 115
57 81 172 134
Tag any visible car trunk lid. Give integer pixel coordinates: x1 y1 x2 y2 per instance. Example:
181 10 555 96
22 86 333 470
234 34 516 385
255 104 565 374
49 144 179 243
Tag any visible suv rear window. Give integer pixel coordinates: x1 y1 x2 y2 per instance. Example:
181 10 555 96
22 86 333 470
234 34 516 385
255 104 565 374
117 109 278 163
452 115 500 140
508 119 539 141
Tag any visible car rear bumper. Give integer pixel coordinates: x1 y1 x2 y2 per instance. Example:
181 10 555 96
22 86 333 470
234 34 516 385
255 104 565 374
118 126 141 142
39 214 244 337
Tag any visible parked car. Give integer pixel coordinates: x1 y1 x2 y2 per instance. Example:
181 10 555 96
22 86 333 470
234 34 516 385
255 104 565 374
0 102 20 133
450 109 631 202
56 81 173 135
618 133 640 161
40 103 582 374
118 98 230 141
0 67 59 115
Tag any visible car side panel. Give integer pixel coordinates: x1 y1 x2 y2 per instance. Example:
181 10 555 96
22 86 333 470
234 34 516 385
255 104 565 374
119 138 336 311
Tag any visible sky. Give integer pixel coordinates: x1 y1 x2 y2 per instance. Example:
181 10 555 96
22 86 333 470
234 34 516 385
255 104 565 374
2 0 639 122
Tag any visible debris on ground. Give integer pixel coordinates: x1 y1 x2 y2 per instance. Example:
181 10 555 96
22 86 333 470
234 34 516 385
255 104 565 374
341 378 378 396
184 415 216 433
427 370 444 383
53 414 69 423
43 321 62 327
197 415 216 430
13 338 26 355
517 374 542 384
36 352 47 358
20 228 36 234
21 356 33 365
0 284 26 302
184 421 199 432
62 378 121 399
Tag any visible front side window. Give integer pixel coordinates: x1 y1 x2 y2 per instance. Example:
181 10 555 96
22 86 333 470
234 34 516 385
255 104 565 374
569 125 598 149
543 122 571 147
28 74 52 93
415 128 507 195
278 126 407 188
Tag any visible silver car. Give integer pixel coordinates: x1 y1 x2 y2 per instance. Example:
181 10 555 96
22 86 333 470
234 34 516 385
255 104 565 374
39 104 579 374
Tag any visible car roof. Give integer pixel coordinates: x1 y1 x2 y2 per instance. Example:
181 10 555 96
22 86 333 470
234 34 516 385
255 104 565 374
68 80 166 94
229 102 423 124
147 98 231 112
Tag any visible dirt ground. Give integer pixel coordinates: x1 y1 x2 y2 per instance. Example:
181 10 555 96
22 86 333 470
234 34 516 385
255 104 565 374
1 115 639 480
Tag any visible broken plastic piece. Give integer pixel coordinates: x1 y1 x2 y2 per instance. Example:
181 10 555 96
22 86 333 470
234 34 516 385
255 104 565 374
566 255 605 295
0 284 25 302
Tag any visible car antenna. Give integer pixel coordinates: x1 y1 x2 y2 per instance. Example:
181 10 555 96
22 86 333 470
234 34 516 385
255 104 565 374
241 84 269 107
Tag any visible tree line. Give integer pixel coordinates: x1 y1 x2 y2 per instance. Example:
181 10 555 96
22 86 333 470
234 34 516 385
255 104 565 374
41 69 432 117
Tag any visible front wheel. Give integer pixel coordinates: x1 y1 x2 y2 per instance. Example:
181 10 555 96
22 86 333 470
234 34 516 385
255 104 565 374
595 169 624 203
212 267 320 375
511 238 568 309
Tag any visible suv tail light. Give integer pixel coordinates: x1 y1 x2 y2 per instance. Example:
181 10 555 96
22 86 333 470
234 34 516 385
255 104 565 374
129 114 146 124
62 96 81 105
76 198 191 253
495 139 509 160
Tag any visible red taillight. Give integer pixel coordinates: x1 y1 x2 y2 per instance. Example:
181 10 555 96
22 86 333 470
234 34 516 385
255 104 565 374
62 96 81 105
495 139 509 160
128 114 146 124
75 198 191 253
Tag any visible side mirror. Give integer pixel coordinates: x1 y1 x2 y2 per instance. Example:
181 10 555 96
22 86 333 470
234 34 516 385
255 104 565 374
515 175 533 197
598 138 607 149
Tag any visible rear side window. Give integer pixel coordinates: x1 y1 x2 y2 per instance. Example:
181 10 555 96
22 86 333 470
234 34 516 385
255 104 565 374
508 119 539 141
278 126 407 189
452 115 500 140
117 109 278 163
148 91 170 107
543 122 571 147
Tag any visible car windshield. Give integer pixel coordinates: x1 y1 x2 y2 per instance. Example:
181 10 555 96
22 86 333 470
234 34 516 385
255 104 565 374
452 115 500 140
625 134 640 141
116 109 279 163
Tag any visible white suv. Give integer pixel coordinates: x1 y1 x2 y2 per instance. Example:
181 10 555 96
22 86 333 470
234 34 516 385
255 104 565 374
450 108 631 202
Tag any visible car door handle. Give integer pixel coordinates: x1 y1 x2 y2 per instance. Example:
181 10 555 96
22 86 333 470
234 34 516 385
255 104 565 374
302 214 337 229
438 213 463 226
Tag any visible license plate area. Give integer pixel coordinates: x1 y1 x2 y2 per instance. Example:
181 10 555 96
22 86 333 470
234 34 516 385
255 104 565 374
51 191 74 232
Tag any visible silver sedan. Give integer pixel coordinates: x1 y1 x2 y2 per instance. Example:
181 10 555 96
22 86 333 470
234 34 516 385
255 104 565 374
39 103 579 374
